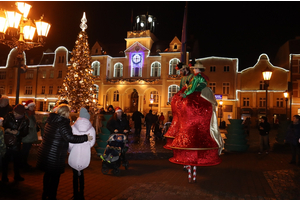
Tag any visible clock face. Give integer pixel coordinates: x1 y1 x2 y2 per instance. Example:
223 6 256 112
132 54 141 64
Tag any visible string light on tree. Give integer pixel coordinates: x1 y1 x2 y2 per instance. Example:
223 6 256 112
59 12 97 111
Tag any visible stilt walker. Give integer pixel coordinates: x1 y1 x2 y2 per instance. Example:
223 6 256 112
169 60 224 183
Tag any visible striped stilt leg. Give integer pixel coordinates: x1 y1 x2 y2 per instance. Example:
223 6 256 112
187 165 191 183
192 166 197 182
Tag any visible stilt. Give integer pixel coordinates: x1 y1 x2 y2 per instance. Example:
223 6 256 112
187 165 191 183
192 166 197 182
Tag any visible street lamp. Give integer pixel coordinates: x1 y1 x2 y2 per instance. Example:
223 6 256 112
284 91 288 119
150 98 154 110
219 100 223 128
262 66 272 119
0 2 51 105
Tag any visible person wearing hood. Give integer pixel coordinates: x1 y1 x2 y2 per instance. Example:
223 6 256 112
36 104 93 200
68 107 96 200
21 100 38 169
258 116 271 154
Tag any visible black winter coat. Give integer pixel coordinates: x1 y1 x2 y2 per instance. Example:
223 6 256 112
258 122 271 136
0 104 13 118
106 116 130 134
132 111 144 127
3 112 29 151
36 113 88 174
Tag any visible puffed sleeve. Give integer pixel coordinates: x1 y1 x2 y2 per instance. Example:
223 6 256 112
183 74 207 98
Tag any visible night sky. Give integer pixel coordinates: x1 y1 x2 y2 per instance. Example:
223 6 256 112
1 1 300 70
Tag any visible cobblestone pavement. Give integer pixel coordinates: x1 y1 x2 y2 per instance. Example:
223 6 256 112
0 128 299 200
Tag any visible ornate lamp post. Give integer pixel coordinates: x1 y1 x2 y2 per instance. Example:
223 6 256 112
284 91 288 119
262 67 272 119
219 100 223 128
0 2 51 105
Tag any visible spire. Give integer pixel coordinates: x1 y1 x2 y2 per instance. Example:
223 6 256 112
80 12 87 32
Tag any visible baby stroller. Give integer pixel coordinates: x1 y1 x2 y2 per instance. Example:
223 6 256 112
100 133 129 175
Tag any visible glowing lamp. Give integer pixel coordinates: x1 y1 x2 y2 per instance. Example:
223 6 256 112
262 67 272 81
5 10 22 29
150 99 154 104
35 18 51 37
219 100 223 106
23 19 36 40
16 2 31 18
0 10 8 33
284 92 288 98
148 16 152 22
44 97 47 101
140 22 144 27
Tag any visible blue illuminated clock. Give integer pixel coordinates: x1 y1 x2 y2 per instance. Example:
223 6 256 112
132 54 142 64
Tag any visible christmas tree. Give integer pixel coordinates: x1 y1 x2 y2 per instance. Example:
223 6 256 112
59 12 97 111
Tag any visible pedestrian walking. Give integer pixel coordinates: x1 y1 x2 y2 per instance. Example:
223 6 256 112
285 115 300 165
132 110 144 137
21 100 38 169
159 112 165 125
2 104 29 182
145 110 154 139
0 117 6 166
68 107 96 200
36 104 93 200
258 116 271 154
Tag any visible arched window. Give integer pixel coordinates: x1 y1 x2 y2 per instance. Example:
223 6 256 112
150 91 159 103
92 61 100 76
169 58 180 75
94 84 99 98
114 63 123 78
151 62 161 77
168 85 180 103
113 90 119 102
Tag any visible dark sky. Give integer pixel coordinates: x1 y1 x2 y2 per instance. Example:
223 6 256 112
1 1 300 70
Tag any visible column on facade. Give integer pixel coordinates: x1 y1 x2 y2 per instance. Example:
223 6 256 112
159 95 162 113
139 94 143 112
269 92 273 108
120 94 124 109
252 92 256 107
103 94 106 109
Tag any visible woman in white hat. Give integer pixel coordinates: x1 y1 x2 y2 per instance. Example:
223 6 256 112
169 60 223 183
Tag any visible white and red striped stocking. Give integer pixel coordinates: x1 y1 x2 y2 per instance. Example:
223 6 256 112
192 166 197 182
187 165 191 182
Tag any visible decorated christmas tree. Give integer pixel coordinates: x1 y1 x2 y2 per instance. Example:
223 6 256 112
59 13 97 111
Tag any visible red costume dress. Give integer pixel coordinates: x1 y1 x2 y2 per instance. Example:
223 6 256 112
164 73 193 150
169 72 222 166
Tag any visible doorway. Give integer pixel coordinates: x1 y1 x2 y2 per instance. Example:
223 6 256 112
130 89 138 112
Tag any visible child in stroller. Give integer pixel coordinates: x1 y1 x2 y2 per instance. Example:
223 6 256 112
100 133 129 175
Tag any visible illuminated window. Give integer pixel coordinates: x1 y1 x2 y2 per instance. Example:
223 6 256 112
168 85 180 103
114 63 123 78
92 61 100 76
259 98 266 107
25 71 34 79
8 85 12 94
151 62 161 77
276 98 283 107
169 58 180 75
0 71 6 79
209 82 216 93
210 66 216 72
42 70 46 78
222 82 230 94
41 86 45 94
113 90 119 102
150 91 159 103
49 86 53 95
243 97 250 107
25 86 32 95
94 84 99 98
